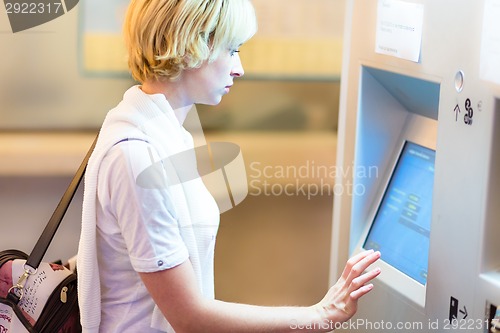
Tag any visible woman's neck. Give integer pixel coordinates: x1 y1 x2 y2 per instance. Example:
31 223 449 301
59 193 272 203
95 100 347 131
140 78 193 125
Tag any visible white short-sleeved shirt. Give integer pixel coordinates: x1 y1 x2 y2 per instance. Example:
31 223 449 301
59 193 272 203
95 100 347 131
95 139 220 332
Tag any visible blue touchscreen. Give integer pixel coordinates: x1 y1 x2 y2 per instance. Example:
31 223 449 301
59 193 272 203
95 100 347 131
364 141 436 285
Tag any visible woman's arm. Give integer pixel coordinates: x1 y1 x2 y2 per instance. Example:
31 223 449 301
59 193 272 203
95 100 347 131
139 249 381 333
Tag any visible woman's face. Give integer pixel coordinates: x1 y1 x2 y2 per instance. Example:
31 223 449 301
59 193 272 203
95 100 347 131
182 47 245 106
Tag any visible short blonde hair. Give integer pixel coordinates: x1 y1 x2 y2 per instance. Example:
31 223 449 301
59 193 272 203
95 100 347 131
124 0 257 83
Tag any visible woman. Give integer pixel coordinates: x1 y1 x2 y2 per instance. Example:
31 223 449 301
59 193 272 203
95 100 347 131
77 0 381 332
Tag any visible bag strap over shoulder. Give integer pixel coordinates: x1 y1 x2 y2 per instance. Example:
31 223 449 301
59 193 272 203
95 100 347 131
26 135 98 270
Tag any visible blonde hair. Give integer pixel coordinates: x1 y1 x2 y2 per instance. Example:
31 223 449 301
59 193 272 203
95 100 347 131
124 0 257 83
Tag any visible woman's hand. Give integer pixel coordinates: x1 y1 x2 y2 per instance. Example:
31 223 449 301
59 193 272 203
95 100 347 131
315 250 381 326
141 250 381 333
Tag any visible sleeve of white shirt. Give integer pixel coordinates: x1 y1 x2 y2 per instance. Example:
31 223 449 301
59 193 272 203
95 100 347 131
97 139 189 273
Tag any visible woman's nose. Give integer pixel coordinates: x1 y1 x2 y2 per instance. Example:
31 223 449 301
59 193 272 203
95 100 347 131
231 53 244 77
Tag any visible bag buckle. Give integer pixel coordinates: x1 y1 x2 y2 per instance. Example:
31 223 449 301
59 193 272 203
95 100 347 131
7 264 37 302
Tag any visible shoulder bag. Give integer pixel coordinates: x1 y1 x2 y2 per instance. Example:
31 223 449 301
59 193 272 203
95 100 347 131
0 135 97 333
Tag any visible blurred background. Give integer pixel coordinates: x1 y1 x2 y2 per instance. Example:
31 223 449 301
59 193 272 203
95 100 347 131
0 0 345 306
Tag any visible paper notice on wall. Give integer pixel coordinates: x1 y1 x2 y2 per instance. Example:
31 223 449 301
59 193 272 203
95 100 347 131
375 0 424 62
480 0 500 85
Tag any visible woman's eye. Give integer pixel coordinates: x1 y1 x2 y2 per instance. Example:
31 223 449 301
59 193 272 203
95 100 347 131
230 50 240 56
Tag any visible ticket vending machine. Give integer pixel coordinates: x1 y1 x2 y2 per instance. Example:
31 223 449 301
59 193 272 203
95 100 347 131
329 1 500 332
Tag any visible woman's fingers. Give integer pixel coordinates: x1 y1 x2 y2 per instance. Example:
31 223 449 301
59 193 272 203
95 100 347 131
349 267 381 300
350 283 374 300
342 250 381 283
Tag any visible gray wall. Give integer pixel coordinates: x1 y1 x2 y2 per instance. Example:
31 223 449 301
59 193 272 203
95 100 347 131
0 7 133 130
0 176 83 263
